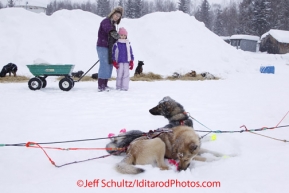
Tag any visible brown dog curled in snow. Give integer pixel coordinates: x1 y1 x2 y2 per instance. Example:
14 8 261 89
188 70 196 77
157 126 201 171
115 137 169 174
115 126 200 174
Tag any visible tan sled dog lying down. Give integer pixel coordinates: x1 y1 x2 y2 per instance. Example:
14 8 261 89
115 126 201 174
116 138 169 174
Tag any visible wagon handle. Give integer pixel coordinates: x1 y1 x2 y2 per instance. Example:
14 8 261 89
75 60 99 82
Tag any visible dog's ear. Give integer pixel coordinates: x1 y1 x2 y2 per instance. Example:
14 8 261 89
189 143 198 153
163 96 172 101
160 96 174 110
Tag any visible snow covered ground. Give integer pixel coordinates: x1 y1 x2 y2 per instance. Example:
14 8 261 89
1 8 289 193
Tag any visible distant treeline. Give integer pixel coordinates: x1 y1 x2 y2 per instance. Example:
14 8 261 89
1 0 289 37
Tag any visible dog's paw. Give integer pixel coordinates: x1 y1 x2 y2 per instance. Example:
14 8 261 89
204 156 221 162
160 165 170 170
224 153 237 158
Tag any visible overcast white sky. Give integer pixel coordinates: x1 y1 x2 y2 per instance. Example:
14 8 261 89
0 0 236 6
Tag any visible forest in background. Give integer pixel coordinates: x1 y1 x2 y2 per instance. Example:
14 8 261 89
1 0 289 37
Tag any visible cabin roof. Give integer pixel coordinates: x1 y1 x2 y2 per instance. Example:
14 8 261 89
261 29 289 44
230 34 260 41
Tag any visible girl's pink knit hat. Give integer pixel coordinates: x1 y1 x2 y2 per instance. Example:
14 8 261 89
118 27 128 36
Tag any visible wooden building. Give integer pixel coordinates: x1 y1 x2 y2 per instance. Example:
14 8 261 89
260 29 289 54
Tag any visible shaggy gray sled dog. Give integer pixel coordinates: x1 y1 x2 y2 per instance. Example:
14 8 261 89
148 96 193 128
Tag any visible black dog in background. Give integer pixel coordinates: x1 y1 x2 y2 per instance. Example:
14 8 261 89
134 61 144 76
71 70 84 78
0 63 18 77
91 73 98 80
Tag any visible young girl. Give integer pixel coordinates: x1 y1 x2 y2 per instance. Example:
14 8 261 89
112 27 134 91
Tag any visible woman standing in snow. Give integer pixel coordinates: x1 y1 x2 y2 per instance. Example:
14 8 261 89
96 6 123 92
112 27 134 91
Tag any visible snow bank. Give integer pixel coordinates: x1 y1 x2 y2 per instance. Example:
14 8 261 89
0 8 289 78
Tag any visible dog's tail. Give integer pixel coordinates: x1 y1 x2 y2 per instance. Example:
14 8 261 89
115 155 145 174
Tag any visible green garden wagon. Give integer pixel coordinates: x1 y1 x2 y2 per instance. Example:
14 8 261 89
27 64 76 91
27 61 99 91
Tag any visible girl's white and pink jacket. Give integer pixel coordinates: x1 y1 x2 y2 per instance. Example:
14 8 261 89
112 39 134 63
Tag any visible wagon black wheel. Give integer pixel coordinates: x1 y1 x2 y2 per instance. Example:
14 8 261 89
69 77 75 87
59 77 73 91
39 77 47 88
28 77 42 90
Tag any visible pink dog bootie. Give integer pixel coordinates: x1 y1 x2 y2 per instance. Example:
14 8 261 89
108 133 115 138
119 128 126 133
108 133 115 141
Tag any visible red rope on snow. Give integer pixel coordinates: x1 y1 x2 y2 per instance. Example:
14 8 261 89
26 142 56 166
25 142 126 168
241 110 289 142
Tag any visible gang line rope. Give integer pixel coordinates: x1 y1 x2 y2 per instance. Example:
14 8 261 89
1 112 288 167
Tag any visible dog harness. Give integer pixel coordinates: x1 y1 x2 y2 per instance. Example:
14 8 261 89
146 128 173 139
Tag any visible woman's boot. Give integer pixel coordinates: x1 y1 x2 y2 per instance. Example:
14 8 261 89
98 78 105 92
